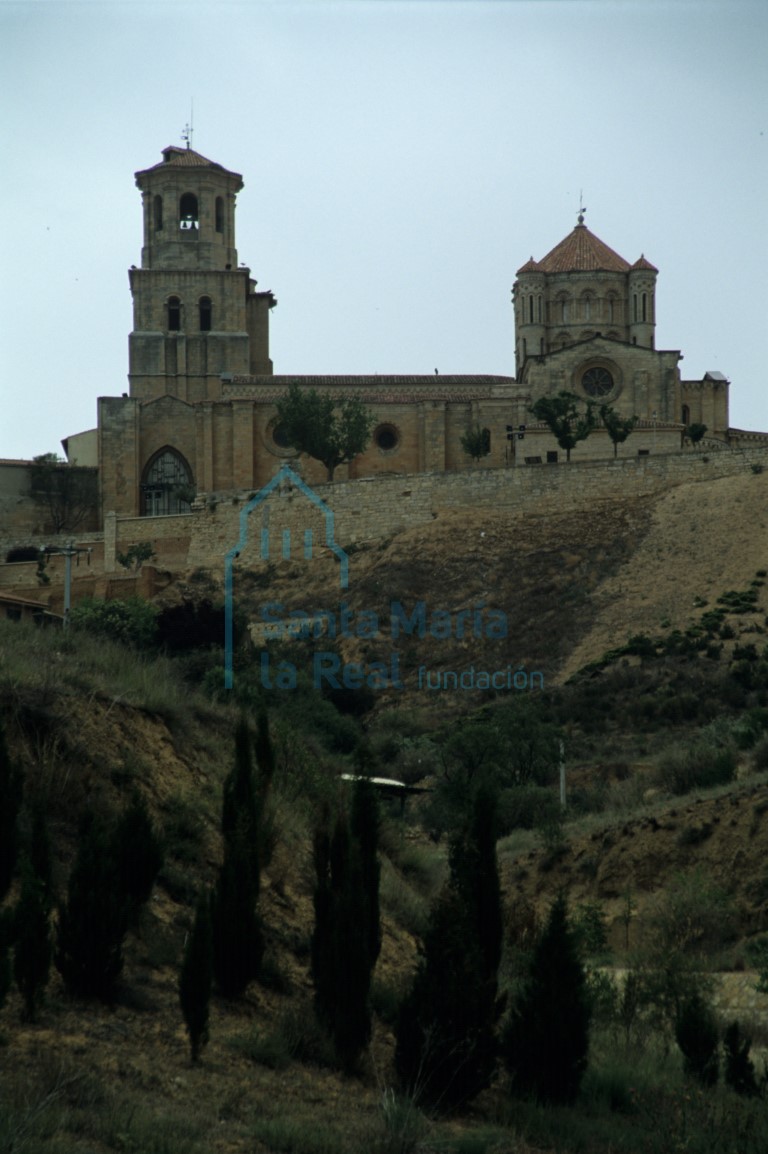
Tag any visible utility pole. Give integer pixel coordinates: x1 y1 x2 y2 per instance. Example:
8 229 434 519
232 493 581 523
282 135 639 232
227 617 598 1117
38 541 93 628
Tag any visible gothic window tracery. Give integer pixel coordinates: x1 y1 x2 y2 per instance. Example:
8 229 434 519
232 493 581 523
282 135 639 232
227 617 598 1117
141 449 194 516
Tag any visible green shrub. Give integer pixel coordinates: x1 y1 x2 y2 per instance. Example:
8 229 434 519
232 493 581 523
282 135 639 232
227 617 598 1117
70 596 158 648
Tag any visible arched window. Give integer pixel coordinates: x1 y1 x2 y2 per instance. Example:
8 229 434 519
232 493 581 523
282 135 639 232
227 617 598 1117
199 296 212 332
559 296 570 324
537 295 543 323
582 294 592 322
642 292 647 322
215 196 224 233
141 449 194 516
529 296 534 323
167 296 181 332
154 195 163 232
633 294 638 322
682 404 690 426
179 192 199 230
607 295 616 323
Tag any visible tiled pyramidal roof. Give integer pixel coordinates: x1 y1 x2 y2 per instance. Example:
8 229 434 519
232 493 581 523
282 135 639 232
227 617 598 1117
536 223 631 273
136 146 241 177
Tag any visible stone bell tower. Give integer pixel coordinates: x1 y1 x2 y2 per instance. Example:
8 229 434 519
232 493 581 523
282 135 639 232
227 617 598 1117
128 144 275 403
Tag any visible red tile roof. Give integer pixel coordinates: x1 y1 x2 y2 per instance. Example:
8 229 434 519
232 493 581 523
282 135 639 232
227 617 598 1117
135 146 241 179
516 257 542 274
631 254 659 272
537 224 631 274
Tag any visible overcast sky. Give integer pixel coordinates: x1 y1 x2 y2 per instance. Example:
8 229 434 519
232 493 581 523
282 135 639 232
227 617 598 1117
1 0 766 460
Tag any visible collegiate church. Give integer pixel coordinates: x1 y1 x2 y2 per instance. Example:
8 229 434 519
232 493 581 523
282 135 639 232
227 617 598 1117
91 143 732 522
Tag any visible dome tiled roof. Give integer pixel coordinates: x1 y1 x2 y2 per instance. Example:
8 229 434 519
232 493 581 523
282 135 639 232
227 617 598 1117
537 223 631 273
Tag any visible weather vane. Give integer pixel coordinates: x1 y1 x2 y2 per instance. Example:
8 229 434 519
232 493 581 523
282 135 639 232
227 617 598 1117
577 189 587 225
181 100 194 149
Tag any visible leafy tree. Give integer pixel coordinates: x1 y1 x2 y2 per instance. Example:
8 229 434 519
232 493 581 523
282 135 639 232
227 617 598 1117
179 891 213 1062
13 856 52 1021
69 597 158 649
55 811 129 1000
395 790 502 1109
460 425 491 463
675 990 719 1086
29 453 98 534
529 391 596 462
0 715 23 903
311 804 375 1070
723 1021 759 1096
116 542 155 572
599 403 638 458
221 718 261 879
502 893 590 1104
274 382 374 481
684 422 708 449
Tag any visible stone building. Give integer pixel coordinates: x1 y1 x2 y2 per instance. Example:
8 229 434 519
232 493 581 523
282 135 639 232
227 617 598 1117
92 144 732 521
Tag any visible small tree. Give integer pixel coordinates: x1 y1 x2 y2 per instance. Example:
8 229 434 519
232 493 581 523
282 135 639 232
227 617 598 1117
460 425 491 463
529 391 596 462
29 453 98 533
116 542 155 572
675 990 719 1086
179 891 213 1062
684 423 708 449
723 1020 759 1096
13 856 51 1021
274 382 374 481
502 892 590 1104
0 715 23 903
599 404 639 458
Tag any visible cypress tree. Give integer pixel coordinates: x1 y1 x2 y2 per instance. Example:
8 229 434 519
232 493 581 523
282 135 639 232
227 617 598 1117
0 715 23 903
13 855 51 1021
351 777 381 972
0 908 12 1012
502 892 590 1104
179 890 213 1062
221 717 260 879
211 722 263 997
26 796 54 911
311 805 375 1071
210 827 263 998
114 792 164 925
55 811 128 1000
675 990 719 1087
723 1020 759 1096
395 790 502 1110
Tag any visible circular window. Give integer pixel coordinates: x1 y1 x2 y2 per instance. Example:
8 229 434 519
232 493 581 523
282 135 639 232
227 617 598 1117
374 424 399 452
581 367 614 397
272 423 292 449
